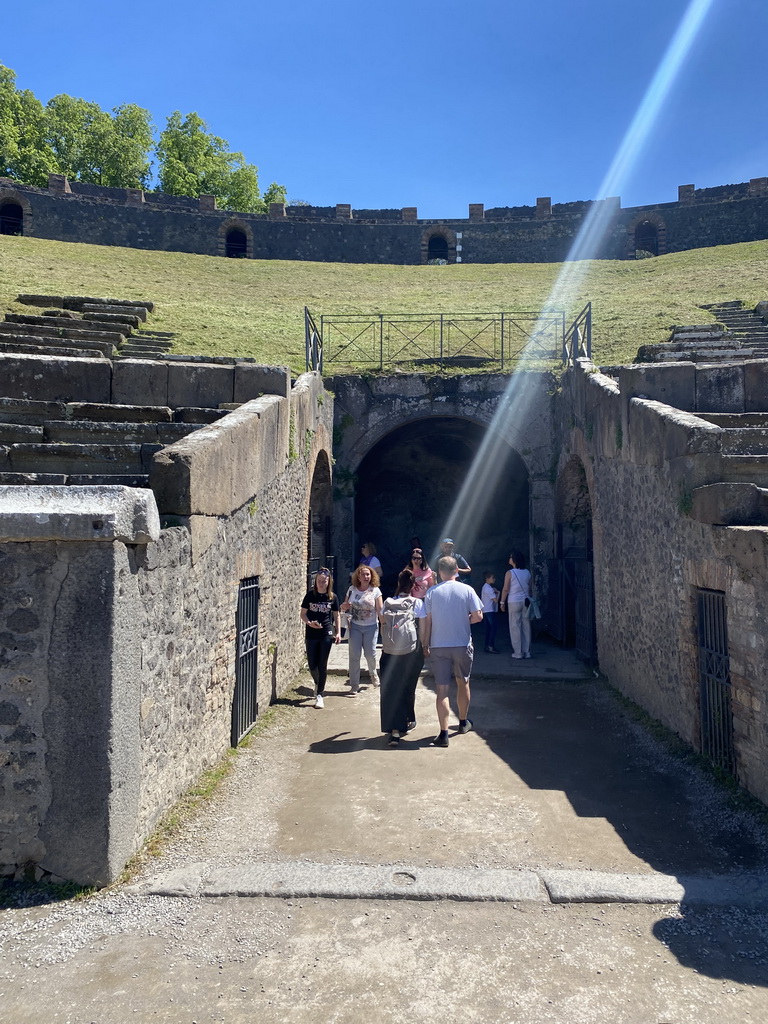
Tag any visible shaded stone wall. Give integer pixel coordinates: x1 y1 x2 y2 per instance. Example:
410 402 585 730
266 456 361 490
0 373 333 885
560 362 768 803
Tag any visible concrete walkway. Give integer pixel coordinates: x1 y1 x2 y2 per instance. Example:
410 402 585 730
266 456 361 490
3 641 768 1022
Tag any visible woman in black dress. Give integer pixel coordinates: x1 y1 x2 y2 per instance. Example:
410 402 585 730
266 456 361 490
300 567 341 708
378 569 426 745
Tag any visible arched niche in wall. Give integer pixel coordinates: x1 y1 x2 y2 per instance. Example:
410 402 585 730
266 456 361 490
627 212 667 259
0 191 32 235
218 218 253 258
308 449 333 566
420 227 457 265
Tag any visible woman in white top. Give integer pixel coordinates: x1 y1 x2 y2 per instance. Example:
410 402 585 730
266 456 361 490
340 564 383 693
500 551 533 659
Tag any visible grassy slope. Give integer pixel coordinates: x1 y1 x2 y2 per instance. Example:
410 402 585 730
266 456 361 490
1 234 767 374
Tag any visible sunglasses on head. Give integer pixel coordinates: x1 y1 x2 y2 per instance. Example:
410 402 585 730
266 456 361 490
316 568 331 577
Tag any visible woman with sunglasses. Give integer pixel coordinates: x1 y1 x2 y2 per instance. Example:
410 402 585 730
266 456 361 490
405 546 435 600
340 563 383 694
300 567 341 708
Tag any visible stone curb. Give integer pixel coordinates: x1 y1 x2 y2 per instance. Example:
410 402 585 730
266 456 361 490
129 862 768 908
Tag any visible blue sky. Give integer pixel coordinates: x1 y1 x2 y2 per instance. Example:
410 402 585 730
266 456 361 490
5 0 768 218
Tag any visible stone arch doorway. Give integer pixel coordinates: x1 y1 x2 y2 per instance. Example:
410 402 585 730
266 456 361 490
554 456 596 661
427 235 449 262
225 227 247 258
354 417 529 590
634 220 658 256
308 449 333 573
0 201 24 235
420 227 457 264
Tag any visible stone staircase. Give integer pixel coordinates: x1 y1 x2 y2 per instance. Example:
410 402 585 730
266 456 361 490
0 397 227 487
2 294 175 360
634 300 768 363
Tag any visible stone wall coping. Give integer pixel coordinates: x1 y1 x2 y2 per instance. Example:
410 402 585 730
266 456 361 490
0 485 160 543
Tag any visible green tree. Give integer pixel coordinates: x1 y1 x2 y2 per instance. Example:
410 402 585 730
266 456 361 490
45 94 153 188
157 110 281 213
262 181 288 209
0 64 58 185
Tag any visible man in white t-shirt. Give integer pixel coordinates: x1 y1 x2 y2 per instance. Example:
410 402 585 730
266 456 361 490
422 556 483 748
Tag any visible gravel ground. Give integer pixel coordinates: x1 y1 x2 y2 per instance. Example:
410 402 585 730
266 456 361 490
2 671 768 1022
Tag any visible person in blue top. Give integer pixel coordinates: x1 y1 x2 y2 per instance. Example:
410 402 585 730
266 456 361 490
422 555 483 748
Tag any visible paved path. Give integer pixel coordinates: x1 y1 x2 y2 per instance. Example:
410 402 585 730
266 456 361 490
3 641 768 1023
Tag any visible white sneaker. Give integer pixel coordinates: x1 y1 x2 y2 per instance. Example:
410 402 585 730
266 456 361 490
371 672 380 687
314 694 324 709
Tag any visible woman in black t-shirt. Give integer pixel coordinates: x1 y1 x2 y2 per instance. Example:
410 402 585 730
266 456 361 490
300 567 341 709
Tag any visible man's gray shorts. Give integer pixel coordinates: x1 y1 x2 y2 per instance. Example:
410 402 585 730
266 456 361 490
430 644 474 687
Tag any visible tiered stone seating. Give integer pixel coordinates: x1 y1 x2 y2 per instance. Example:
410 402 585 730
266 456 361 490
635 301 768 363
0 396 227 487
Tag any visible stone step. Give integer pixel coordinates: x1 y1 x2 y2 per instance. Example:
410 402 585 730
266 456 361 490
719 428 768 455
0 324 119 354
119 347 173 358
0 423 45 444
0 471 150 487
5 313 132 337
43 420 202 445
0 339 97 359
699 413 768 428
7 442 162 475
16 294 155 313
718 455 768 486
0 328 114 357
139 330 175 340
82 311 142 329
173 407 228 424
82 302 148 322
66 402 173 424
0 398 67 425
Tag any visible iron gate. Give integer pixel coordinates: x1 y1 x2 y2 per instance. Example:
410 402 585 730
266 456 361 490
231 576 260 746
697 588 735 776
553 524 597 663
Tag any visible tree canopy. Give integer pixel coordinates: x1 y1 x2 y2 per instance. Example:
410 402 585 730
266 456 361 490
0 64 286 210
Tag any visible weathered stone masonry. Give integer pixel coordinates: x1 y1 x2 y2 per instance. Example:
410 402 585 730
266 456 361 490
2 175 767 263
0 369 333 886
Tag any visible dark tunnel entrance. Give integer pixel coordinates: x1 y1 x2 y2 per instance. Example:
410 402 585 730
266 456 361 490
354 417 529 591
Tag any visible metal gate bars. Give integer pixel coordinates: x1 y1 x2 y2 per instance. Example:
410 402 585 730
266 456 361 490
232 576 260 747
696 588 736 777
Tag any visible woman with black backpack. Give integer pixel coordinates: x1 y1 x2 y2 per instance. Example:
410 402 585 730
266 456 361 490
378 569 426 746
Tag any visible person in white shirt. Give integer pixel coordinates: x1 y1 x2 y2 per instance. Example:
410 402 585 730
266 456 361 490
480 571 500 653
500 551 533 659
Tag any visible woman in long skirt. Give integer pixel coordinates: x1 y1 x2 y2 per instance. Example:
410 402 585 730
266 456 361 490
378 569 426 745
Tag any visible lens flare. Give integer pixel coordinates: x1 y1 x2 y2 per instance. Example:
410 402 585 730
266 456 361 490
436 0 717 568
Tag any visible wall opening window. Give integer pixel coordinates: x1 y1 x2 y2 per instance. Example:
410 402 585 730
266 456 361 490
634 220 658 257
427 234 449 262
0 202 24 235
225 228 248 258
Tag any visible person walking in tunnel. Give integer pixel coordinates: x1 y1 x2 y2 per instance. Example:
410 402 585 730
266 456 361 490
422 555 483 747
378 569 426 746
340 564 383 694
358 542 383 587
480 570 500 653
500 551 533 659
300 567 341 709
439 538 472 586
405 546 435 600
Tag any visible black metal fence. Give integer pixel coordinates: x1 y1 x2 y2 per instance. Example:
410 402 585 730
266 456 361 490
231 576 260 746
306 556 338 592
696 588 736 776
305 308 578 371
562 302 592 364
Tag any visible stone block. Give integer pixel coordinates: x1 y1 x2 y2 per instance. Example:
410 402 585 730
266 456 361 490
9 443 146 475
536 197 551 218
112 360 169 407
401 207 418 222
691 482 768 526
468 203 485 221
167 363 234 409
233 363 290 402
0 354 112 403
0 485 160 543
68 402 172 423
619 362 697 412
695 363 745 413
149 395 287 516
628 399 722 467
744 360 768 412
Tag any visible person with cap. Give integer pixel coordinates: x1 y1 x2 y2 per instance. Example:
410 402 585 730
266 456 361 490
439 538 472 586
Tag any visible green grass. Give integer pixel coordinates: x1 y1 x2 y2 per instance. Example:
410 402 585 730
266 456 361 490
1 233 767 373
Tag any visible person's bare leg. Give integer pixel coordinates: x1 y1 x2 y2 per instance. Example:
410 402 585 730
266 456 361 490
456 677 471 720
436 686 451 730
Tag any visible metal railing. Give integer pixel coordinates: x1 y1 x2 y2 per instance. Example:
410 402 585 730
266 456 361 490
562 302 592 364
305 306 323 372
305 308 568 371
306 555 338 591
